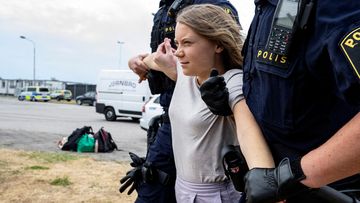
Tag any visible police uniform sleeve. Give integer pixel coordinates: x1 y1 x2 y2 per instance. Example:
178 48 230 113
318 2 360 107
195 0 240 25
328 24 360 107
215 1 240 25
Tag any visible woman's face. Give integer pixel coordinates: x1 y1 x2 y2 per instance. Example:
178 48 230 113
174 22 222 79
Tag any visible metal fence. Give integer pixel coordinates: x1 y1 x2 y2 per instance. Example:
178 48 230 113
66 84 96 98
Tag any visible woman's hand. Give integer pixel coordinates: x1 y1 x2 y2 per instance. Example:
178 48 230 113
154 38 177 72
145 38 177 81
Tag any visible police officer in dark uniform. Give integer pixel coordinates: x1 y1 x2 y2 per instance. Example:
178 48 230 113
201 0 360 202
119 0 239 202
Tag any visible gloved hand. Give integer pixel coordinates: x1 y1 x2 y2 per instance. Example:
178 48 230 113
200 69 233 116
244 158 308 203
119 152 145 195
142 161 158 183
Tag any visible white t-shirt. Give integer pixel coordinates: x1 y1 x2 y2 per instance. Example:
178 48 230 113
169 65 244 183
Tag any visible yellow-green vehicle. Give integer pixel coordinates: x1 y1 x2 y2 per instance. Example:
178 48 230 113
50 90 72 101
18 86 51 102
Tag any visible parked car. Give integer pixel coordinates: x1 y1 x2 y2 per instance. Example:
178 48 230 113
50 90 72 101
18 86 51 102
140 95 163 130
75 91 96 106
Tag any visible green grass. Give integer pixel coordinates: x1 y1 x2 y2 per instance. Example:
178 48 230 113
50 176 72 186
26 165 50 170
24 151 80 163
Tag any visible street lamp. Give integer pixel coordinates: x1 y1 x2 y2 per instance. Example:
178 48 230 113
117 41 125 68
20 35 36 84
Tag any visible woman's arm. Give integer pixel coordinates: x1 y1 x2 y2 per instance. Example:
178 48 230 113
144 39 178 81
233 99 275 169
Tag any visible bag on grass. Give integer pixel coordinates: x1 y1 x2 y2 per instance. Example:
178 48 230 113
94 127 118 152
77 133 95 152
61 126 93 151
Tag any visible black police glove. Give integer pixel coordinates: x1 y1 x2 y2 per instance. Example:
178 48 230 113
141 161 158 183
244 157 308 203
119 152 145 195
200 69 233 116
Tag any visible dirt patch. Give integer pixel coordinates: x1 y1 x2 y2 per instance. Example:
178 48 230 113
0 148 137 202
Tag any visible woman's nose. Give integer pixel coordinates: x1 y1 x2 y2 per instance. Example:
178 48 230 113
175 48 184 58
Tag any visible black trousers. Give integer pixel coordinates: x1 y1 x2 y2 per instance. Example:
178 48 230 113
135 123 176 203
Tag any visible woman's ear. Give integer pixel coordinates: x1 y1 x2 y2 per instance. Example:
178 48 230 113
215 44 224 53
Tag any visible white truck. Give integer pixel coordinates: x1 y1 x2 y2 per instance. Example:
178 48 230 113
95 69 152 121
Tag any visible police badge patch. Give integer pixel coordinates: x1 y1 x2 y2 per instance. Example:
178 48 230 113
339 27 360 79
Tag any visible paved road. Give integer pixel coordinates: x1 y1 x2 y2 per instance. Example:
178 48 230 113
0 96 147 161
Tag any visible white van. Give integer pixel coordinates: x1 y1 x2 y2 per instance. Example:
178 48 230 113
95 69 152 121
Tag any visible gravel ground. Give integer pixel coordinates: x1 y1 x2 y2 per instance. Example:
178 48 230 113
0 96 148 161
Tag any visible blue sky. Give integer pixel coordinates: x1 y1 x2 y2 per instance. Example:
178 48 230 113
0 0 254 84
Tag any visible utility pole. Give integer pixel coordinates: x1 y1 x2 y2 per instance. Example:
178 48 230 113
20 35 36 84
117 41 125 68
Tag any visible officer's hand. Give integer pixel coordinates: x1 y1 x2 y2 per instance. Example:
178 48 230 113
142 161 158 183
119 166 142 195
200 69 232 116
119 167 141 195
129 152 145 167
119 152 145 195
244 158 308 203
128 53 150 83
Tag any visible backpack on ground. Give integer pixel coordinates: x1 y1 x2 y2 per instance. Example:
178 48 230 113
61 126 93 151
77 133 95 153
94 127 119 152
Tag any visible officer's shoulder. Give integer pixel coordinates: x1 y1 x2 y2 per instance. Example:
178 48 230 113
193 0 231 6
192 0 239 21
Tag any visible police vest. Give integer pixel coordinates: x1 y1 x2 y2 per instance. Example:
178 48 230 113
242 0 360 156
